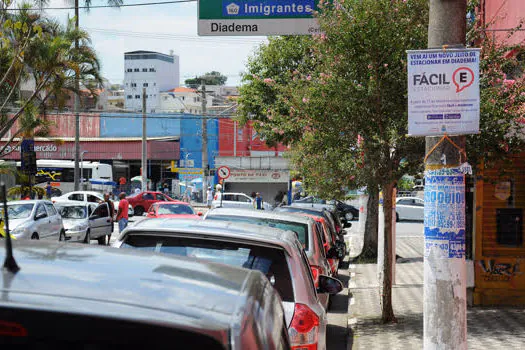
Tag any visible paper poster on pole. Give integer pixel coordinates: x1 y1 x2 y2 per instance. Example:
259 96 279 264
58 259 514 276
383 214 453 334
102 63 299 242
407 48 480 136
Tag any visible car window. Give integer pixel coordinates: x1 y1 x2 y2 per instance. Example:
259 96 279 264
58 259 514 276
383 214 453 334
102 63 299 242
36 204 47 218
158 204 195 215
143 193 154 200
241 196 252 203
121 235 295 302
44 203 58 216
414 199 424 206
68 193 84 201
398 199 411 205
57 205 87 219
313 224 326 258
93 203 109 218
87 195 101 203
206 215 309 248
155 194 167 201
7 204 34 219
223 194 233 201
315 222 326 245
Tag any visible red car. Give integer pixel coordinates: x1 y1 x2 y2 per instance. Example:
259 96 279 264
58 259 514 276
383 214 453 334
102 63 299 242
127 191 175 216
146 201 202 219
301 214 339 276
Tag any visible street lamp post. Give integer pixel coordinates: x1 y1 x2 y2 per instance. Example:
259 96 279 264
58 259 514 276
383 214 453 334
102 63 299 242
80 151 88 190
184 153 190 202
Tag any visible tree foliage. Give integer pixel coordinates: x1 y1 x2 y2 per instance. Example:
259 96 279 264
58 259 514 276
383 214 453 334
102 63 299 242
185 71 228 88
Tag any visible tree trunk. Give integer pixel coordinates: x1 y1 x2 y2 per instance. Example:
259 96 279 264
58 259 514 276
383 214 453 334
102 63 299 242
357 186 379 261
379 181 397 323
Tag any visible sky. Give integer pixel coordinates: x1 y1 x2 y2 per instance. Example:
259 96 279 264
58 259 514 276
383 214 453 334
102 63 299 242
38 0 268 87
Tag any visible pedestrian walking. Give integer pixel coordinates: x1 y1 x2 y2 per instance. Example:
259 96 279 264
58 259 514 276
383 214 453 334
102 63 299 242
206 186 213 208
45 181 53 199
104 192 115 244
163 182 170 196
118 177 127 193
116 192 129 233
253 192 264 210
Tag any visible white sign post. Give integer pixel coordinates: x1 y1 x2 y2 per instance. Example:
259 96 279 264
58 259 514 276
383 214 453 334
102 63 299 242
407 48 480 136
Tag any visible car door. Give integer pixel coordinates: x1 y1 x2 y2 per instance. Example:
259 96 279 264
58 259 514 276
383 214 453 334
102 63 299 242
142 193 156 211
89 203 110 238
413 198 425 221
238 194 254 209
44 203 62 237
34 204 52 239
396 199 410 220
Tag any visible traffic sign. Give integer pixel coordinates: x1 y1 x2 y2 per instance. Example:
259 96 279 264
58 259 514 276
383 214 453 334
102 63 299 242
217 166 231 179
198 0 321 36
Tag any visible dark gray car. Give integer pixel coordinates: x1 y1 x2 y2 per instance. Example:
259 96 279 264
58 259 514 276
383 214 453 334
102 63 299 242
0 241 290 349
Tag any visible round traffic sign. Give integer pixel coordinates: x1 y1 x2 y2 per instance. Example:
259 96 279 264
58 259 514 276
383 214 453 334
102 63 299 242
217 166 231 179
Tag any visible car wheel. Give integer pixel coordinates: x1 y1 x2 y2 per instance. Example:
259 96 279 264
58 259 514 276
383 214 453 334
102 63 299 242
396 212 400 222
97 235 106 245
31 232 39 240
345 211 354 221
59 230 66 242
134 206 144 216
83 229 91 244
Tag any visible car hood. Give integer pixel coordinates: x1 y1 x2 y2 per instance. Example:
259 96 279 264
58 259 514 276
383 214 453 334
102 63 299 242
62 218 87 229
151 214 201 219
8 218 30 230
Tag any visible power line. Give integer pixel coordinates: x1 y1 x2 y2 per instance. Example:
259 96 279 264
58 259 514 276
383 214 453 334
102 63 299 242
4 0 196 11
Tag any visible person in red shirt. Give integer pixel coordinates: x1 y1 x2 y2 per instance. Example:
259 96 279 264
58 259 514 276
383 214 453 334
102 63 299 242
116 192 129 233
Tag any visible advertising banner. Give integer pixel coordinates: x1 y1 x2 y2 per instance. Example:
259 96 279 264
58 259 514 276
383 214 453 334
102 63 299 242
407 48 480 136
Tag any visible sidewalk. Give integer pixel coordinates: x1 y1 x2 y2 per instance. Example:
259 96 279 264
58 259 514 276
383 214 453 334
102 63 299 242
346 232 525 349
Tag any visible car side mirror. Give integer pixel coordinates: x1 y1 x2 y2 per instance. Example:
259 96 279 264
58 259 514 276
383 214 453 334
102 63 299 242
317 275 343 295
197 212 203 216
326 247 339 259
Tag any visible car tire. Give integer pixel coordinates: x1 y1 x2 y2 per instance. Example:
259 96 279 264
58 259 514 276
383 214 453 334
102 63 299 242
84 229 91 244
97 235 106 245
134 206 144 216
59 230 66 242
31 232 39 240
396 212 400 222
345 211 354 221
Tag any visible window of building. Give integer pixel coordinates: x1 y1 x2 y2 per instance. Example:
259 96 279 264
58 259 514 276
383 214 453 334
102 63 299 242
149 68 155 72
154 83 156 86
143 83 148 87
134 68 139 72
142 68 148 72
127 68 132 72
135 95 140 99
127 95 132 99
131 83 137 87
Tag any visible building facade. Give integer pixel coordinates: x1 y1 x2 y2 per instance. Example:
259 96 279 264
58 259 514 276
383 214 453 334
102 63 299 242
124 51 180 113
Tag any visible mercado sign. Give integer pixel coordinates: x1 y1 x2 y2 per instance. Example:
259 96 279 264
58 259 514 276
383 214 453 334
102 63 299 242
198 0 321 36
407 48 480 136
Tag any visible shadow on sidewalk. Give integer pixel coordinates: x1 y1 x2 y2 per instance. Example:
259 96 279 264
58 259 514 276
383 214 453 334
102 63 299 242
327 324 351 350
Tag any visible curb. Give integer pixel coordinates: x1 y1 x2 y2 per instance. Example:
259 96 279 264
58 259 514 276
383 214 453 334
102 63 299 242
347 262 357 350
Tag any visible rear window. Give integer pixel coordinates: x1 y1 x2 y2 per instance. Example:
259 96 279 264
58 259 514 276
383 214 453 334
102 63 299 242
121 235 295 302
206 215 309 248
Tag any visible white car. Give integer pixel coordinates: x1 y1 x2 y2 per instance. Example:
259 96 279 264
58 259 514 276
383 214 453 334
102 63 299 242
52 190 133 217
2 200 65 240
396 197 424 221
212 192 273 211
55 201 113 244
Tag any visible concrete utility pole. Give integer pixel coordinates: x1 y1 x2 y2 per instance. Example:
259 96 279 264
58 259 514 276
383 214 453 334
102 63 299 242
142 87 147 192
73 0 80 191
424 1 467 349
201 83 208 203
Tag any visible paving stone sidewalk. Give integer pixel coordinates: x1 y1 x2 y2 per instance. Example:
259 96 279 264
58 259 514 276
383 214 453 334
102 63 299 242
347 245 525 349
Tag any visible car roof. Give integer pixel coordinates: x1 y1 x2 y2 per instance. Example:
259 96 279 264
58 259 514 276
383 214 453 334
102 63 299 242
120 218 301 250
278 205 327 214
53 201 95 206
0 240 267 335
206 207 313 225
219 192 250 196
153 201 190 205
396 197 422 201
60 191 103 197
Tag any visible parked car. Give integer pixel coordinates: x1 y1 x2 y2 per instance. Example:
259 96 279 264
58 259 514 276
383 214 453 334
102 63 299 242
0 240 290 349
53 190 134 217
332 200 360 221
146 201 202 219
291 197 352 227
204 207 334 309
55 201 113 244
127 191 175 216
2 200 65 241
396 197 424 221
212 192 273 211
115 218 344 350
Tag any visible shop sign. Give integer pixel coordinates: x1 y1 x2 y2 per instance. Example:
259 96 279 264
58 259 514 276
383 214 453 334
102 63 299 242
4 143 58 153
227 169 289 183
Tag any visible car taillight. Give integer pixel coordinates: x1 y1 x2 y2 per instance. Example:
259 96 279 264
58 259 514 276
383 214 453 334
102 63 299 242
310 265 321 288
289 303 319 350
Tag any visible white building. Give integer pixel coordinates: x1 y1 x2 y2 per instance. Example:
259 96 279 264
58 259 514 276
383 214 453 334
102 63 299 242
159 87 213 114
123 50 180 113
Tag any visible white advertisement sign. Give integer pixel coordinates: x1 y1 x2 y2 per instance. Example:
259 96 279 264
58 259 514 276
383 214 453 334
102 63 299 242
227 170 290 183
407 48 480 136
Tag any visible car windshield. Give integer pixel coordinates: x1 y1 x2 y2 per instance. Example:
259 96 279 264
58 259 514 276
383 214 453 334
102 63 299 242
121 235 295 302
207 215 309 248
157 204 194 215
57 205 87 219
7 204 34 219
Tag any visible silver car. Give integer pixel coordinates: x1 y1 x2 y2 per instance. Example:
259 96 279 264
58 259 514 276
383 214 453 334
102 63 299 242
55 201 113 244
115 218 343 350
204 207 334 310
212 192 273 211
3 200 65 241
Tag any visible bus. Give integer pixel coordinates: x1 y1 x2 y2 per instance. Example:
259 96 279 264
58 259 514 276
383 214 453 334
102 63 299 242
14 159 113 195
